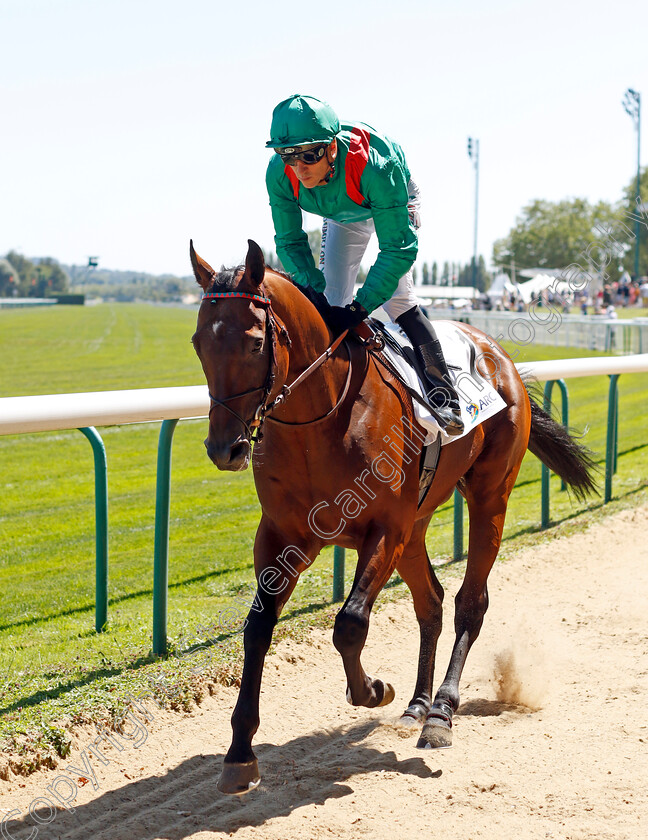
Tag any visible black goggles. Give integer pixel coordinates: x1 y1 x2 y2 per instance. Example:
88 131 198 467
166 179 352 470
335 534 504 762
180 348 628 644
275 143 328 165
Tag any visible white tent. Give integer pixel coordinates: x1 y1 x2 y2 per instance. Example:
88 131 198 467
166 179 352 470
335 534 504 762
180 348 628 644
487 273 518 301
517 274 570 304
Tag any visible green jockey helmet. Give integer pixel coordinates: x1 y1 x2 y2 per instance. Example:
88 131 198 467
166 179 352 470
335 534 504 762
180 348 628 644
266 94 340 149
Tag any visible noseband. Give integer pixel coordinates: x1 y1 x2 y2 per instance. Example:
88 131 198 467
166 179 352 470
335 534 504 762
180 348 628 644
202 288 351 442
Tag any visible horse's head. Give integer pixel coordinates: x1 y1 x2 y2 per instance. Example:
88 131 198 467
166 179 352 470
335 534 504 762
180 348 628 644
190 239 289 471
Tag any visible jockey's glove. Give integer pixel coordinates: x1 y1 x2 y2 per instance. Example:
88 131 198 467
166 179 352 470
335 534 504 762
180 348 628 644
326 301 369 335
299 284 332 315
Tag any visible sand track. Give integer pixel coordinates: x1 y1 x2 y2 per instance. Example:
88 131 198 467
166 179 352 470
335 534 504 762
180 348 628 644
2 506 647 840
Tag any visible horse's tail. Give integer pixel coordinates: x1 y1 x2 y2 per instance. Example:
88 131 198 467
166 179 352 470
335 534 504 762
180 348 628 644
524 382 599 502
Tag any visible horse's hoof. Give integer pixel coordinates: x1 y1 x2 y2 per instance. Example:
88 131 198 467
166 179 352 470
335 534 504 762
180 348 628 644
346 677 395 707
376 680 396 707
417 718 453 750
417 705 454 749
217 759 261 795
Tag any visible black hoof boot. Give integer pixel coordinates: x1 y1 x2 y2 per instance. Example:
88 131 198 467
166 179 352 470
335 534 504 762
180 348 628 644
416 341 464 436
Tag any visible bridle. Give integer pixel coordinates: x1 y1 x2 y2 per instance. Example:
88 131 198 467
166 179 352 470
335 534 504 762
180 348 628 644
202 288 351 442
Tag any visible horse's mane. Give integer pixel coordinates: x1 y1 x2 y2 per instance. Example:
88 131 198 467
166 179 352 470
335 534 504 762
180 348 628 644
209 263 293 292
210 262 332 320
266 266 293 283
205 260 332 330
207 265 244 292
265 266 333 318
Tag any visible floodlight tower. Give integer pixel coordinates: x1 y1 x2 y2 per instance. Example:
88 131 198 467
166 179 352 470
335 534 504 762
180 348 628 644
467 137 480 288
622 88 641 278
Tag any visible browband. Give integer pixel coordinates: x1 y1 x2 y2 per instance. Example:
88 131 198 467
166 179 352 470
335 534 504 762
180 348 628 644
202 291 271 305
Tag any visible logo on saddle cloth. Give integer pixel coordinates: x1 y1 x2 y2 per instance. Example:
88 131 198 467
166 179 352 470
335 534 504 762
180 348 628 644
284 126 370 205
467 392 497 423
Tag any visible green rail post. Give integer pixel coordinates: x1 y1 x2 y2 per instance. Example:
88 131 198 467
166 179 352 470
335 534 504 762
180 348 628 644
605 375 620 503
541 379 569 528
153 418 179 655
333 546 345 602
613 387 619 474
79 426 109 632
453 487 463 561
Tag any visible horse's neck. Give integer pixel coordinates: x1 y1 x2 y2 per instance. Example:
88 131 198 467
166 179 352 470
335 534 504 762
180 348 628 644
264 273 331 369
264 274 349 424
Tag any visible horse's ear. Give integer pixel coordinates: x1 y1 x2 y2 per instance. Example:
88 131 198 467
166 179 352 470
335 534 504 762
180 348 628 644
190 239 216 291
242 239 266 287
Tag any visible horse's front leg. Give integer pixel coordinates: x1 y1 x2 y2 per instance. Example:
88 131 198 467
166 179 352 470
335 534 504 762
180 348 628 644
333 525 405 708
218 520 315 795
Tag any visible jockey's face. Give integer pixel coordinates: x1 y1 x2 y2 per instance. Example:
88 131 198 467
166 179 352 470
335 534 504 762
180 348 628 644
289 139 337 189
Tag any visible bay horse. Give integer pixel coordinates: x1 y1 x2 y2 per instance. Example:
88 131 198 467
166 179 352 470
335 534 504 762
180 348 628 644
190 239 596 795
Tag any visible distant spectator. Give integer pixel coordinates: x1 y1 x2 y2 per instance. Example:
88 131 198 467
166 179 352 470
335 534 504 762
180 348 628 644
640 278 648 308
606 305 618 319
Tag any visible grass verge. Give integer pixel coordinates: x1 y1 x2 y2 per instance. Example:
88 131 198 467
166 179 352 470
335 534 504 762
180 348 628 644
0 305 646 777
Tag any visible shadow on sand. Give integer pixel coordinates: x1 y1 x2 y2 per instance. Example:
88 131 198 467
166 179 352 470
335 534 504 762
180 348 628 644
5 719 442 839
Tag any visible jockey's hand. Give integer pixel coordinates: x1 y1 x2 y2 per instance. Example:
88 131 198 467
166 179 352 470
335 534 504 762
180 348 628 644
326 301 369 335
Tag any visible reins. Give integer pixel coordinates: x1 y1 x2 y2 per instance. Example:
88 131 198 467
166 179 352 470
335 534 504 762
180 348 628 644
203 289 351 441
264 329 351 428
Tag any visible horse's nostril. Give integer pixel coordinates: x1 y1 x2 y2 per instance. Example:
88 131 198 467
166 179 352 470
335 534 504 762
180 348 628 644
204 437 249 469
231 441 249 461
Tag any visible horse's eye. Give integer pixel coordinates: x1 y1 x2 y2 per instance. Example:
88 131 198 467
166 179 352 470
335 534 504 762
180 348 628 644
252 337 264 354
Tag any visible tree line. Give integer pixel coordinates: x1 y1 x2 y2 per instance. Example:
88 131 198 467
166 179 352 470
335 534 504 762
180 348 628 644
0 252 195 303
0 252 69 298
492 168 648 282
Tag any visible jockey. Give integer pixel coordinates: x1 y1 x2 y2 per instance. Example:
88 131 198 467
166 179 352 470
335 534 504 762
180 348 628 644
265 93 463 436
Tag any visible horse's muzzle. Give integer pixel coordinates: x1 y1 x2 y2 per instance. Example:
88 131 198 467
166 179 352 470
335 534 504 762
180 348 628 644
204 436 251 471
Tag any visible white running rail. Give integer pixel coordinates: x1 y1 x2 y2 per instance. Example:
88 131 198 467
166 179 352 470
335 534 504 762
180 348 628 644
2 355 648 436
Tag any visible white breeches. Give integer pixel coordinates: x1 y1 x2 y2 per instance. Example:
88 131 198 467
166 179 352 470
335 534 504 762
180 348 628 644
319 179 421 321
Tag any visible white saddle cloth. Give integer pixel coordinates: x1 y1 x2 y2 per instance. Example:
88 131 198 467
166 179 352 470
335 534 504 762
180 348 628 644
379 320 507 446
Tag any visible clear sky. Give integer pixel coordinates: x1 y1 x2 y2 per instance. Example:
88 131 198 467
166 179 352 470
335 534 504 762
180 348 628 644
1 0 646 278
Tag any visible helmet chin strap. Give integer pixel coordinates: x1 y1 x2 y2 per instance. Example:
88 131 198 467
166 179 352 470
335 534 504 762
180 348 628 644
321 142 337 183
322 163 336 183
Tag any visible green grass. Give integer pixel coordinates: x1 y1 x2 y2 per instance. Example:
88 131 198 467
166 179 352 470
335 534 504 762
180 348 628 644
613 306 648 319
0 303 647 775
0 303 200 396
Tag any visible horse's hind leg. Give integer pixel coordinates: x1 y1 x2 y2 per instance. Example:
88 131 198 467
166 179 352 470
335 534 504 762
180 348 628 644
419 455 523 749
395 517 445 726
333 524 406 708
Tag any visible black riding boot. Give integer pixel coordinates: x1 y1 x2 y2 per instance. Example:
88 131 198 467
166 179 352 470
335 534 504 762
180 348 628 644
395 306 464 436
